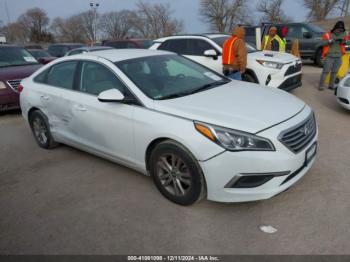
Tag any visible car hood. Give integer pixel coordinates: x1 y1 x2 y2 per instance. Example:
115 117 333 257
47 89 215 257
153 82 305 133
248 50 299 64
0 64 42 81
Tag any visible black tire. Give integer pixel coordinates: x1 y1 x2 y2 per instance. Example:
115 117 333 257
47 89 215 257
149 140 206 206
242 73 257 83
314 49 324 67
29 110 58 149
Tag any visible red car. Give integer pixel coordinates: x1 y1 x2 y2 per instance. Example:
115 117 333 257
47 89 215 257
27 49 56 64
0 45 42 111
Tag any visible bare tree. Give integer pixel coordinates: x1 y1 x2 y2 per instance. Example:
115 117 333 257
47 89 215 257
1 22 28 43
130 1 183 39
78 10 100 42
257 0 292 23
17 8 50 42
50 16 86 43
303 0 341 21
199 0 251 33
100 10 133 39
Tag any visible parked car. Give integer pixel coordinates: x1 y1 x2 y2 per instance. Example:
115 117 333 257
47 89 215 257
65 46 113 56
24 44 42 49
244 23 326 66
150 34 302 91
102 39 153 49
48 43 85 57
336 74 350 110
27 49 56 64
20 49 318 205
0 45 41 111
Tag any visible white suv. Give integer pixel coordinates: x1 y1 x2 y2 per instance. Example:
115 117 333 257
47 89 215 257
150 34 302 91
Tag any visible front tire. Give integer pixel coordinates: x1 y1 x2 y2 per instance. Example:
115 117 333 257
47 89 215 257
315 49 324 67
29 110 58 149
149 140 206 205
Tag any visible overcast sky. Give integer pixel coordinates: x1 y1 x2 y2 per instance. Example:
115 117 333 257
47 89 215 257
0 0 307 32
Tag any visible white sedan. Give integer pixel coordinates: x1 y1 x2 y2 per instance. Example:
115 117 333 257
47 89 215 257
336 75 350 110
20 49 318 205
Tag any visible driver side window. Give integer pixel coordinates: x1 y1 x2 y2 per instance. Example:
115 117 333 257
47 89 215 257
80 61 126 96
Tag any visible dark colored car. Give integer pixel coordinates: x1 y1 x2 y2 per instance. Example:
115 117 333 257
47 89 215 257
27 49 56 64
48 43 85 57
102 39 153 49
0 45 42 111
24 44 42 49
244 23 326 66
65 46 113 56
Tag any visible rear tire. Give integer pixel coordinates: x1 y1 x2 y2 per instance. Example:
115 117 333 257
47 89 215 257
29 110 58 149
314 49 324 67
149 140 206 206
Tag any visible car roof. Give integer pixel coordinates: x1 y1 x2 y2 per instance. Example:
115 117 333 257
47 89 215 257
154 34 229 42
70 49 173 62
71 46 113 52
49 43 84 46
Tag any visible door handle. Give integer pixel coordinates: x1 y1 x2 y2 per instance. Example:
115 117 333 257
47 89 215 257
74 104 87 111
40 95 50 100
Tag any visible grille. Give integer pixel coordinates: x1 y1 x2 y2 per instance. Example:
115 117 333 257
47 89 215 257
7 79 22 93
284 63 302 76
278 74 302 91
279 113 317 154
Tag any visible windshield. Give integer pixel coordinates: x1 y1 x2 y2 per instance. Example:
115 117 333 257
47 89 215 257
116 54 229 100
307 24 325 33
211 36 257 53
29 50 50 58
0 47 39 67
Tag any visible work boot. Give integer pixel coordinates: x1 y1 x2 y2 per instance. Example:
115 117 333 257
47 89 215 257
319 86 325 91
328 86 335 90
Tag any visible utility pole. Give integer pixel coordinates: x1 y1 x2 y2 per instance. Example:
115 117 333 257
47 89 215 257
89 2 99 44
4 0 11 24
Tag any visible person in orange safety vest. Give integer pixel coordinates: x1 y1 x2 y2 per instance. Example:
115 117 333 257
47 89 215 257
222 26 247 81
319 21 350 90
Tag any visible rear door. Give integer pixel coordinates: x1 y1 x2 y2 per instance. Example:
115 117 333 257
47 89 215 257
158 38 222 74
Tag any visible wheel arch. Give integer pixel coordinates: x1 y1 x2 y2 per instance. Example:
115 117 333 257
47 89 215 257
243 69 259 83
28 107 40 120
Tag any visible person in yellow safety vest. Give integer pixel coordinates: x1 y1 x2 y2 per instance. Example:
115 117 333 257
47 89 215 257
262 26 286 52
319 20 350 90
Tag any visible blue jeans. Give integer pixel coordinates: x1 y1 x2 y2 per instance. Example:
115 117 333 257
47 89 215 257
227 71 242 80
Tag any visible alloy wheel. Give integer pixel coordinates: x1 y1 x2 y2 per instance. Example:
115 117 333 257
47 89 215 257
32 117 48 145
156 153 192 197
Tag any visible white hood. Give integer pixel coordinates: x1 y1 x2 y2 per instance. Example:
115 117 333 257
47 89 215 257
248 50 300 64
153 82 305 134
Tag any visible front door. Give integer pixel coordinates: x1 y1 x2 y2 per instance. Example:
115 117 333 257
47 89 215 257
68 61 135 164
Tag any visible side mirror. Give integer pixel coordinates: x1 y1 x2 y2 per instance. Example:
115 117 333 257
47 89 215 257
98 89 125 102
303 32 312 39
204 49 218 59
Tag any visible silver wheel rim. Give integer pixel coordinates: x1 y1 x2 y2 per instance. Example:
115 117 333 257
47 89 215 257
156 153 192 197
33 117 48 145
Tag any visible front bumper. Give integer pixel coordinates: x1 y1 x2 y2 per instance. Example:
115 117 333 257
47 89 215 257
335 84 350 110
0 89 20 111
277 74 302 91
199 106 318 203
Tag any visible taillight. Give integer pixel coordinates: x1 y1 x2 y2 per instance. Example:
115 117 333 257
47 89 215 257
18 84 24 93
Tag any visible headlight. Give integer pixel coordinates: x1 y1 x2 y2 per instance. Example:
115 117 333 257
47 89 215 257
0 81 7 89
194 122 275 152
257 60 284 69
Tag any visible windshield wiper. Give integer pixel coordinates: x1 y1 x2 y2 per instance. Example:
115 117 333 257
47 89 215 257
188 79 230 95
156 79 230 100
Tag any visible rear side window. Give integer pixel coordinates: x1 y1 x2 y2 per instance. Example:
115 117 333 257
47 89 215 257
158 39 188 54
47 61 78 89
80 61 126 95
34 70 48 84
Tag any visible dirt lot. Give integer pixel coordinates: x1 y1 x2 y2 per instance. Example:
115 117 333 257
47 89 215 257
0 65 350 255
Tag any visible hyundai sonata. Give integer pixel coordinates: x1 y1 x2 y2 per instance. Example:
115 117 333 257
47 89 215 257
20 49 318 205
